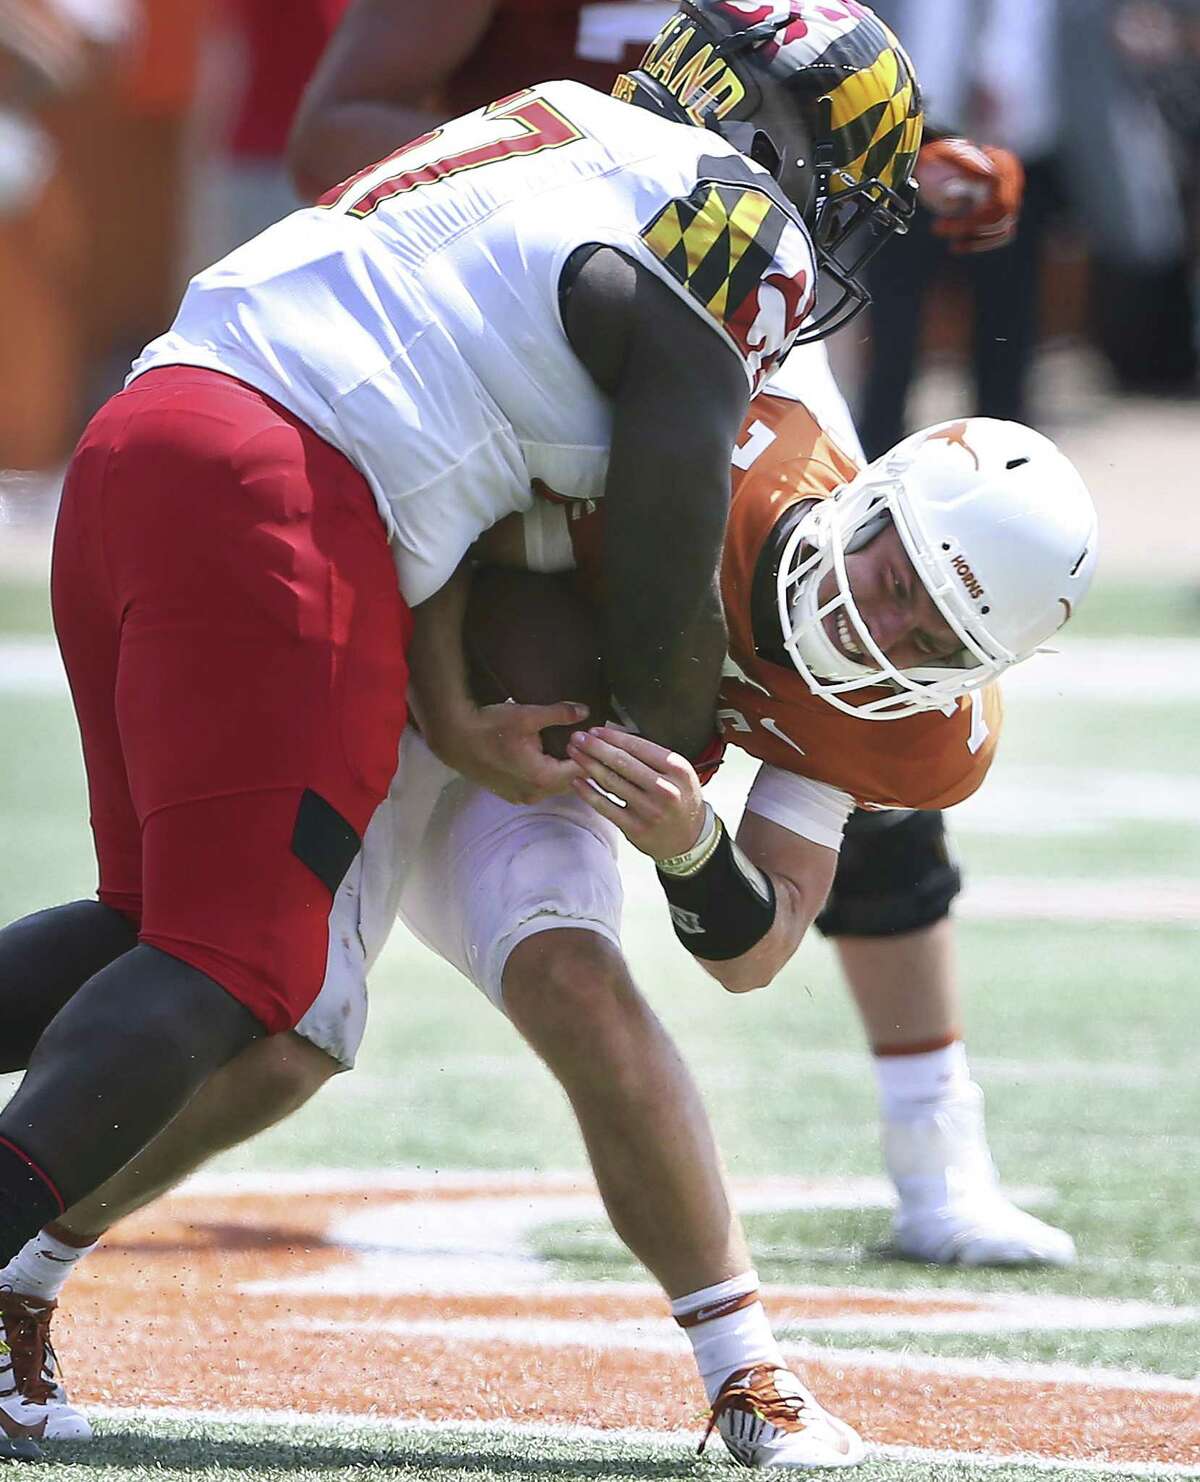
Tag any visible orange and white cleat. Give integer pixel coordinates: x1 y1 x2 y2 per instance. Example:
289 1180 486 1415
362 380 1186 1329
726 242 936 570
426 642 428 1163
700 1365 866 1469
0 1289 91 1442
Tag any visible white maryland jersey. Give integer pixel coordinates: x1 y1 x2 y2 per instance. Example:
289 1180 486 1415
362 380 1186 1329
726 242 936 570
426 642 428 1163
130 82 817 606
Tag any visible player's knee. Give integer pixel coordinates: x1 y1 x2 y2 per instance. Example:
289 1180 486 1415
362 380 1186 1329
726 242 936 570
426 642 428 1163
232 1032 340 1120
177 1032 340 1152
504 927 629 1022
503 928 653 1069
815 809 961 939
33 988 197 1089
33 946 259 1084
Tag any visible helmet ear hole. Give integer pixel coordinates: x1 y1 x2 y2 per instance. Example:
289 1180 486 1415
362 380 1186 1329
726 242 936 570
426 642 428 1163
748 128 782 179
719 122 783 181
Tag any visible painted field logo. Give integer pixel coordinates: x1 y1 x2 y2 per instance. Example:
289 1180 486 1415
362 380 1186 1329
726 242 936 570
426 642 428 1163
57 1174 1200 1470
951 554 985 601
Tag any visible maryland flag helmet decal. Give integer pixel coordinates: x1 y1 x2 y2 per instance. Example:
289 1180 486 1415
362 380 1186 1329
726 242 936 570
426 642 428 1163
698 3 923 190
787 10 923 196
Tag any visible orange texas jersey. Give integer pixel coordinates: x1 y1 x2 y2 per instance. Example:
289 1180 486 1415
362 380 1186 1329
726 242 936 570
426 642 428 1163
561 389 1002 811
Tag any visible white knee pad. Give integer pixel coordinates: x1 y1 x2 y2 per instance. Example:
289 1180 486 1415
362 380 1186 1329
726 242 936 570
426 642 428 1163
398 770 624 1011
296 729 625 1060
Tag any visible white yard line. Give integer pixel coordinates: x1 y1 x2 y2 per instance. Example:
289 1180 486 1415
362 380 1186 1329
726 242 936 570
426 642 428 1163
179 1167 904 1204
186 1165 1054 1220
1000 638 1200 703
0 639 67 693
952 768 1200 838
958 876 1200 926
11 638 1200 929
170 1157 1200 1285
288 1301 1200 1340
7 636 1200 702
85 1403 1200 1477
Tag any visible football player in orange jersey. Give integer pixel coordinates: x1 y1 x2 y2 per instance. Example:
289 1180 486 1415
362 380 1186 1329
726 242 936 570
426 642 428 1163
296 0 1048 1264
395 400 1097 1462
284 0 1052 1282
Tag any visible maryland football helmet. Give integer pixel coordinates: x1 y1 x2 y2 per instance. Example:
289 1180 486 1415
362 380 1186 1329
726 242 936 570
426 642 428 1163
616 1 924 339
777 419 1099 719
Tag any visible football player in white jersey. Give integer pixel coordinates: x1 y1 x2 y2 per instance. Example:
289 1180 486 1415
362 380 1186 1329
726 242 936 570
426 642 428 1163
286 0 1063 1277
0 0 925 1457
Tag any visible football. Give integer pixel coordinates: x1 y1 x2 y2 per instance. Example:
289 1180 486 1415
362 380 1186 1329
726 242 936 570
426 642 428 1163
464 565 610 758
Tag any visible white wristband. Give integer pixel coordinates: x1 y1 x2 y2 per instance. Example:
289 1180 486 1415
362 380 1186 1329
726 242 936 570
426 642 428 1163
656 803 720 877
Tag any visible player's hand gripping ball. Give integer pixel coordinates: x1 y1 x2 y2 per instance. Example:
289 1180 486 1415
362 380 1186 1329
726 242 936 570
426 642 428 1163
465 566 610 758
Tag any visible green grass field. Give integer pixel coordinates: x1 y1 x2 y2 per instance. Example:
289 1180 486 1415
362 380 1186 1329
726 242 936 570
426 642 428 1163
0 575 1196 1481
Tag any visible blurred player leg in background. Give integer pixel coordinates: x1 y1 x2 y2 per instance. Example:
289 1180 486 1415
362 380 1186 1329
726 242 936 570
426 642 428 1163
861 0 1196 457
853 205 937 458
815 810 1076 1267
857 156 1063 459
1063 0 1196 395
857 0 1065 457
771 349 1077 1268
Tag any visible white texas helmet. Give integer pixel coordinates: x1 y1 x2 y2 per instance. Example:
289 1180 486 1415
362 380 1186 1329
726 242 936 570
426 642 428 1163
777 417 1099 720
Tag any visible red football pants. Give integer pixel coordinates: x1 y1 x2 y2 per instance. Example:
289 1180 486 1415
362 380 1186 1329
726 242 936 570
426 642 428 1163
51 367 412 1033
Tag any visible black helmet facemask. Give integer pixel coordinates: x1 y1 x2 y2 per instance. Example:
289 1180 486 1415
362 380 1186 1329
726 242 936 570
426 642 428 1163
799 97 918 342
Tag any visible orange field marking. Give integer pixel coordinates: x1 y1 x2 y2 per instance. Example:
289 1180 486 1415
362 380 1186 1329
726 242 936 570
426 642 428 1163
57 1186 1200 1468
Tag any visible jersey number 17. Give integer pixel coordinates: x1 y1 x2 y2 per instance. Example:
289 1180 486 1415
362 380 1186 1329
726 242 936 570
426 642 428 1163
319 89 585 219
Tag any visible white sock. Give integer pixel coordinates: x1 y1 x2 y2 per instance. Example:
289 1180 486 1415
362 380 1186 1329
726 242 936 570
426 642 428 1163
670 1271 784 1403
0 1227 98 1303
873 1040 971 1122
